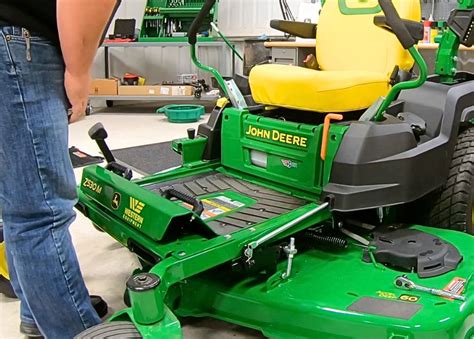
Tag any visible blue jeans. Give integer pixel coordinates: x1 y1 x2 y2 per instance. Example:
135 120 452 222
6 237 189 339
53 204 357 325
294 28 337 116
0 25 100 338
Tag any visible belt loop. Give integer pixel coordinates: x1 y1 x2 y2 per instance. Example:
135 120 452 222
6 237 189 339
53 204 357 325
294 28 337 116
22 28 32 62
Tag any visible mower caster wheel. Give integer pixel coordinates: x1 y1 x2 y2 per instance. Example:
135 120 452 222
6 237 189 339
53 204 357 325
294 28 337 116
75 321 141 339
123 288 131 307
425 127 474 234
92 223 104 233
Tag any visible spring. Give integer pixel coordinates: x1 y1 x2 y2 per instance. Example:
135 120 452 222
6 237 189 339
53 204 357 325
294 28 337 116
304 232 348 249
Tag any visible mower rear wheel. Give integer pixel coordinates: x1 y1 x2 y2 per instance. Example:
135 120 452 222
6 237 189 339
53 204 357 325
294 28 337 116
427 127 474 234
75 321 141 339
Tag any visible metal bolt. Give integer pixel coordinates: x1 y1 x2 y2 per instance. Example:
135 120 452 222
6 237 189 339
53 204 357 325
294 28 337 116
137 275 148 283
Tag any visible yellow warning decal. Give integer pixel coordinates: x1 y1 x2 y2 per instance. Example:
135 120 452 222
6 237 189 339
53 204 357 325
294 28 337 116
443 277 466 300
182 195 245 220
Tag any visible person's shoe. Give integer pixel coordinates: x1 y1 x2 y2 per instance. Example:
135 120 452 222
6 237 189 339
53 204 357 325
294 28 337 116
0 275 17 299
19 296 108 338
19 322 43 338
90 295 108 318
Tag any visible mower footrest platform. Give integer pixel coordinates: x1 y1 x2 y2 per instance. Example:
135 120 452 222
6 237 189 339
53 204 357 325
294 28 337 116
143 172 308 235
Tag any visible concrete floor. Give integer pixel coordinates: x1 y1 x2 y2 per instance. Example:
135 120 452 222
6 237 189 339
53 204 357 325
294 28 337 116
0 108 262 338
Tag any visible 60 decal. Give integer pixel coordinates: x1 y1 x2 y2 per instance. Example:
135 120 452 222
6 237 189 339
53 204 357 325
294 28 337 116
399 294 419 303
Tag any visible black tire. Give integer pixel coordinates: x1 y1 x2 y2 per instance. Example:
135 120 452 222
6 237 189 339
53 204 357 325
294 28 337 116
75 321 141 339
92 223 105 233
0 275 17 299
427 127 474 234
106 100 114 108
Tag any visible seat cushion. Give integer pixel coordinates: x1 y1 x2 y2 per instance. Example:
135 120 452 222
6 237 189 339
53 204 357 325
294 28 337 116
249 64 390 113
317 0 421 74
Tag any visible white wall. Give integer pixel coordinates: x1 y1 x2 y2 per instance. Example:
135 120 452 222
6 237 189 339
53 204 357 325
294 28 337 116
93 0 305 83
107 0 303 37
218 0 302 36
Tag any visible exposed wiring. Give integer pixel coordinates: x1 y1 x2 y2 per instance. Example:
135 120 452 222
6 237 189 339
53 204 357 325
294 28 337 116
279 0 295 21
429 0 436 21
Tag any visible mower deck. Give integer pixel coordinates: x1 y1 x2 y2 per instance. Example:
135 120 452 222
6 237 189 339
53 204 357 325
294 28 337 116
174 226 474 339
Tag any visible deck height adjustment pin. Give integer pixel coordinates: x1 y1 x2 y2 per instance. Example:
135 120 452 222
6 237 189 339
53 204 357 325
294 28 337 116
281 237 297 280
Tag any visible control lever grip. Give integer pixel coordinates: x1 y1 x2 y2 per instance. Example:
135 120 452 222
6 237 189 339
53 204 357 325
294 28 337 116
377 0 417 49
88 122 116 164
162 188 204 216
188 0 216 45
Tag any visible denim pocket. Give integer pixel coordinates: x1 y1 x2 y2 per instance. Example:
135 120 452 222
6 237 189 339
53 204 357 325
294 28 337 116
5 39 63 76
0 32 16 71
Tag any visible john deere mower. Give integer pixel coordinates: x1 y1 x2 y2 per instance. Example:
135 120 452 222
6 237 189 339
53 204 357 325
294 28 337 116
76 0 474 338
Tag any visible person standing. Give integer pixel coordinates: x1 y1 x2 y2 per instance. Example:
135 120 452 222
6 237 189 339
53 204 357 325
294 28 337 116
0 0 120 337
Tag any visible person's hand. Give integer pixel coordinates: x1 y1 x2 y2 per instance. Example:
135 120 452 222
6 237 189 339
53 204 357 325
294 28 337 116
64 69 90 123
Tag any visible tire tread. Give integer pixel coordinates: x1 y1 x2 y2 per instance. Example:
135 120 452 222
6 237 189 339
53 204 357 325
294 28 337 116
428 128 474 233
74 321 141 339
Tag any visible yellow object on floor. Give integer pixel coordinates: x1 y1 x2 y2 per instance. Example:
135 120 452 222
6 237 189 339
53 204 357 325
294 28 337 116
250 0 421 113
0 241 9 280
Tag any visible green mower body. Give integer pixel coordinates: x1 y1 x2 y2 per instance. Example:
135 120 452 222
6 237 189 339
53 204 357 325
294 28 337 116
76 0 474 338
77 91 474 338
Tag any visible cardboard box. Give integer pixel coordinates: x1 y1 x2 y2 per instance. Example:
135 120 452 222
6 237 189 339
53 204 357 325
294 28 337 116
177 73 198 83
118 85 172 96
171 86 194 96
117 85 194 96
89 79 119 96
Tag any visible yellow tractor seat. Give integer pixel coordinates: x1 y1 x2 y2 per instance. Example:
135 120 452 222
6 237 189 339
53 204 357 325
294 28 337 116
249 0 421 113
250 65 389 112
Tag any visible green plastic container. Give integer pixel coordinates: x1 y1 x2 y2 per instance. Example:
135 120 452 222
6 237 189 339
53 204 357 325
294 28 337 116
157 104 205 123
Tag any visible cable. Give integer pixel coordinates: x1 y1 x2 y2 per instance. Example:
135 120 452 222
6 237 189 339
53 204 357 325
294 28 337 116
279 0 295 21
429 0 435 21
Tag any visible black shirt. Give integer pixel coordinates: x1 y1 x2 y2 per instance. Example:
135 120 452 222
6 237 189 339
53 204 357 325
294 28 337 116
0 0 120 46
0 0 59 45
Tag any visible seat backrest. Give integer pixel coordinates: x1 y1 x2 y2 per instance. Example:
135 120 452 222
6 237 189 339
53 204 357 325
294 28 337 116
316 0 421 74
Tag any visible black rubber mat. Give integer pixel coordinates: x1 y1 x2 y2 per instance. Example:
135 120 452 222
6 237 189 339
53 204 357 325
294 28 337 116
112 142 181 175
144 172 308 235
69 147 103 168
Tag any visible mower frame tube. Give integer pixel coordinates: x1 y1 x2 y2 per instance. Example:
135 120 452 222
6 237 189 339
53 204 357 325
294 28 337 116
374 46 428 121
373 0 429 121
187 0 229 96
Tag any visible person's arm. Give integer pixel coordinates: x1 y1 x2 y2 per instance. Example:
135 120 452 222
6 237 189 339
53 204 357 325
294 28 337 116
57 0 117 123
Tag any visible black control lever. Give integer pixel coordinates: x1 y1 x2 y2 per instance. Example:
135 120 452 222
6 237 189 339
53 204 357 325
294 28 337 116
88 123 132 180
88 123 115 163
188 0 216 45
187 128 196 140
162 188 204 216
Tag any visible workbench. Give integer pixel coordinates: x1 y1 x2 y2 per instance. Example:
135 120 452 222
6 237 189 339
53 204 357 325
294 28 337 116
264 40 474 71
